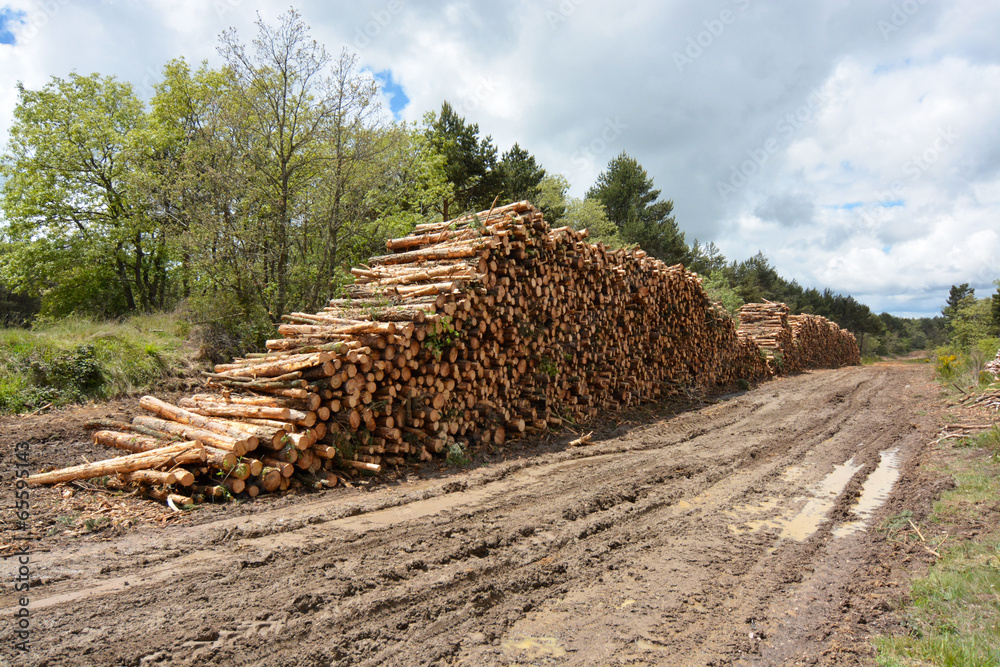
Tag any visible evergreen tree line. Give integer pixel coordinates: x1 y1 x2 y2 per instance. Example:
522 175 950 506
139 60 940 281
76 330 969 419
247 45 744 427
0 9 947 353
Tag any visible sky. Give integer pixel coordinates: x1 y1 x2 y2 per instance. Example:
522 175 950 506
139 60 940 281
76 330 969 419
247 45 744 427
1 0 998 318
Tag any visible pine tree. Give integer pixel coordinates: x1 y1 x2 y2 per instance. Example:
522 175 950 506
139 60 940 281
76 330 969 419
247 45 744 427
422 101 498 220
495 143 545 205
586 152 688 265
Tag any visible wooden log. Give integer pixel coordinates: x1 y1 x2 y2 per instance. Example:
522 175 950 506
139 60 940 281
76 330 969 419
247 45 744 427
132 416 250 457
28 443 206 485
341 460 381 473
117 470 177 486
138 396 258 452
92 430 197 455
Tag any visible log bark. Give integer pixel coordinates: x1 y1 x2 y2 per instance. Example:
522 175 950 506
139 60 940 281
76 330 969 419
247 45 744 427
28 443 205 485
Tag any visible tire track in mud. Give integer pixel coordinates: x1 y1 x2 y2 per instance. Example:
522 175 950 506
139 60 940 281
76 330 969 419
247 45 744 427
0 364 938 666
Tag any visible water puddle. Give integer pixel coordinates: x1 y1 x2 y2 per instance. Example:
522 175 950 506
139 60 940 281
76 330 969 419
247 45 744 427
728 455 864 542
636 638 670 651
779 456 863 541
833 448 902 538
500 636 568 658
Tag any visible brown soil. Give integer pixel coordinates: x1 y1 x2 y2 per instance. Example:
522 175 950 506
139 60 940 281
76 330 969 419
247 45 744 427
0 363 965 665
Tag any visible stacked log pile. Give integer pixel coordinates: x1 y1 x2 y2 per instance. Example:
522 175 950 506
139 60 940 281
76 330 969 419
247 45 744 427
788 314 861 369
28 201 856 502
737 302 860 373
738 302 796 371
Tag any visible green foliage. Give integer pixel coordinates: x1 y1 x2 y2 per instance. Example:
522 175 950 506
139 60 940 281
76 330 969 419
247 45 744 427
186 296 275 364
971 425 1000 460
534 174 568 223
0 71 170 317
0 279 40 327
873 443 1000 666
586 152 688 265
874 312 946 356
934 338 1000 389
0 12 447 323
425 315 458 361
446 440 471 466
942 283 974 320
494 143 546 205
422 101 499 219
948 296 996 350
538 356 559 378
562 197 624 248
702 272 744 318
991 280 1000 331
935 351 959 379
688 240 728 276
0 312 189 414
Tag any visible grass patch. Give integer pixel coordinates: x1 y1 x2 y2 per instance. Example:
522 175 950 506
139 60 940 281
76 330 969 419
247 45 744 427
873 437 1000 665
0 312 192 414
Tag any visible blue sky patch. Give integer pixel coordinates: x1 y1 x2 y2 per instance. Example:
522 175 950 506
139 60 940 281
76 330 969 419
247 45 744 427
373 69 409 119
879 199 905 208
0 7 26 45
829 201 863 210
873 58 911 75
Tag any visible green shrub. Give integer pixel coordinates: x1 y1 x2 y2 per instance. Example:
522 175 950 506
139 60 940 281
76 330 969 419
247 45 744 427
0 311 191 414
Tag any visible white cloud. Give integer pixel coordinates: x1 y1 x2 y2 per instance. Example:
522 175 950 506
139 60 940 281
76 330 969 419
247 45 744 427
1 0 998 317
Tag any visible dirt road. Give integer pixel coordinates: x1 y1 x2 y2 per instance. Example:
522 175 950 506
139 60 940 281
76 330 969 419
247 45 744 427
1 363 943 666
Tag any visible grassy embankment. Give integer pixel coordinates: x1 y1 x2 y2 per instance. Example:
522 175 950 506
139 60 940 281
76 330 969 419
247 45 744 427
0 312 196 415
874 368 1000 665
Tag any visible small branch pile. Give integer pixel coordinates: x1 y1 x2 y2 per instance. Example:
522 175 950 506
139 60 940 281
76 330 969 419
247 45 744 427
28 201 857 503
986 349 1000 378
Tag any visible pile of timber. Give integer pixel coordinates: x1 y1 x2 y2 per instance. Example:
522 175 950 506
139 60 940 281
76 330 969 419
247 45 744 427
738 302 796 370
788 314 861 369
27 201 857 503
737 302 859 373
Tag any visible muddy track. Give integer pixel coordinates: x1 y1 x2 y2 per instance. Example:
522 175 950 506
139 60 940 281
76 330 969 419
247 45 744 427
0 364 940 666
